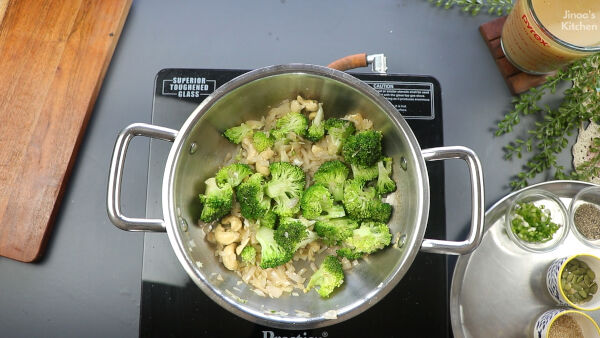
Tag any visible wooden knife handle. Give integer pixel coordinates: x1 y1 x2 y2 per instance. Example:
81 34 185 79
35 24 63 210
327 53 368 71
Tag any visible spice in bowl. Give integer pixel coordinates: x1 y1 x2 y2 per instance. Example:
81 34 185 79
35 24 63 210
570 186 600 248
561 258 598 304
548 314 584 338
574 203 600 240
547 254 600 311
511 202 559 243
533 309 600 338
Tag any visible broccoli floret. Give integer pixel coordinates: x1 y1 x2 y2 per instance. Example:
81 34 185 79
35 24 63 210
342 179 392 222
271 112 308 140
215 163 254 188
258 211 278 229
336 222 391 259
342 221 392 254
370 202 392 223
306 103 325 142
265 162 306 217
256 226 293 269
336 247 365 260
313 160 349 201
252 131 275 152
274 219 307 252
296 230 318 250
280 217 318 250
273 218 317 254
198 177 234 222
279 216 314 228
305 255 344 298
324 118 356 154
314 218 359 245
342 130 383 167
342 179 375 220
300 184 346 220
240 246 256 264
236 173 270 219
376 157 396 195
351 162 378 182
223 123 254 144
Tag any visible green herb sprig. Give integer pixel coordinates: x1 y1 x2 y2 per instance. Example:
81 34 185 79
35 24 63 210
429 0 513 16
495 54 600 189
570 137 600 181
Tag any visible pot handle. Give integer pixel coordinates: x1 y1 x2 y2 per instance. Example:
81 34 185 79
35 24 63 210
107 123 178 232
327 53 388 73
419 146 485 255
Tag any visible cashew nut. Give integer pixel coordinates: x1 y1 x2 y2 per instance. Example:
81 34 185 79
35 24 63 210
214 225 240 245
242 138 258 164
260 148 275 160
297 96 318 112
205 231 216 244
290 99 304 113
222 215 242 232
311 144 327 157
245 119 264 129
221 243 238 271
345 113 373 130
255 159 270 176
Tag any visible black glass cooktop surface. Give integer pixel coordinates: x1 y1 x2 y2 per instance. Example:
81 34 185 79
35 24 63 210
141 68 448 338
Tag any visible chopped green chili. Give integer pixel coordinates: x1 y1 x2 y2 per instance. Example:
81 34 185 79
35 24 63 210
510 202 559 243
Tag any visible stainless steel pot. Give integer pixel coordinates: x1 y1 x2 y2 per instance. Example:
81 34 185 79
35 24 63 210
107 64 485 329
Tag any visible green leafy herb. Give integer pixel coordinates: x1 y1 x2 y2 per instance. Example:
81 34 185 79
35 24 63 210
495 54 600 189
511 202 559 243
428 0 513 16
571 137 600 181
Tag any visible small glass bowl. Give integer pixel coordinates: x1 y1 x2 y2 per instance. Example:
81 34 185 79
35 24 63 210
570 186 600 248
505 189 568 253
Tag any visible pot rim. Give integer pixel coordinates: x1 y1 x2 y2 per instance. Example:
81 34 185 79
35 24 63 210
161 64 430 328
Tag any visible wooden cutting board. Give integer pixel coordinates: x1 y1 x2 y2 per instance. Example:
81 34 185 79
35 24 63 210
0 0 132 262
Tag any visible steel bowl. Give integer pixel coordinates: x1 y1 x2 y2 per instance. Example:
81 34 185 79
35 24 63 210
107 64 485 329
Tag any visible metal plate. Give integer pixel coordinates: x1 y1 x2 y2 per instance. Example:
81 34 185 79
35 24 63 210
451 180 600 338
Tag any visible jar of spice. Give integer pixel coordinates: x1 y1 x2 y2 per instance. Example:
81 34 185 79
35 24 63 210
570 186 600 248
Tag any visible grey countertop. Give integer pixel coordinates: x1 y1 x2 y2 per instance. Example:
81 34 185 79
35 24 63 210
0 0 565 336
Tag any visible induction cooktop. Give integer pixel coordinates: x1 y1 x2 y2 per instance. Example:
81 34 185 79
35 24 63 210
141 68 448 338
